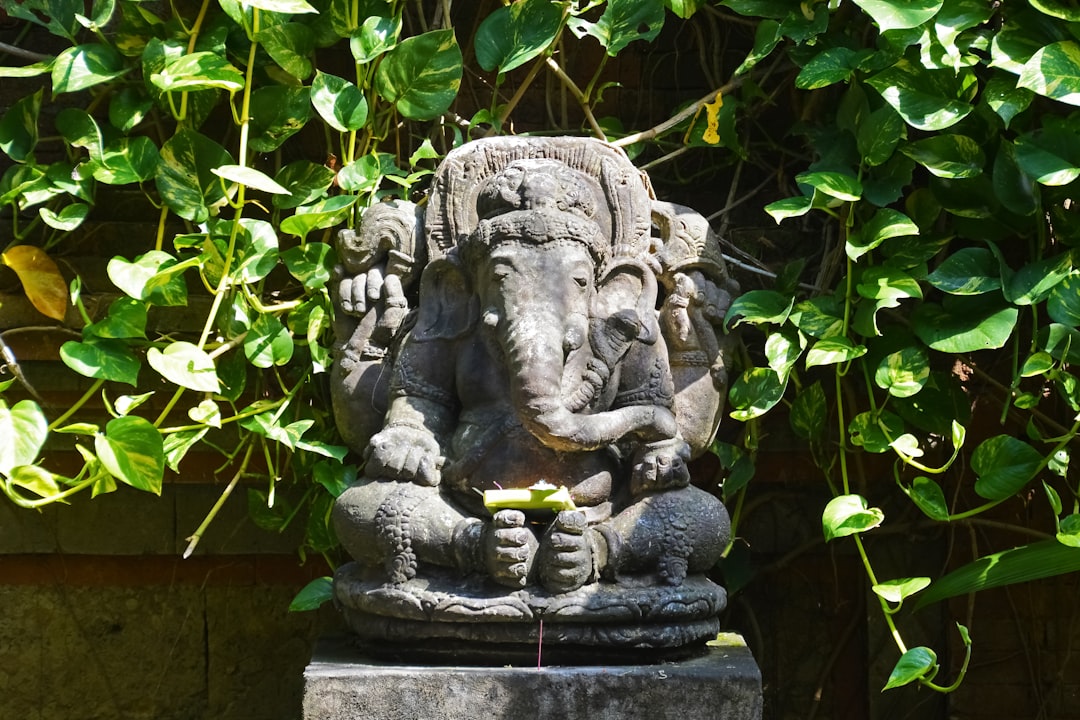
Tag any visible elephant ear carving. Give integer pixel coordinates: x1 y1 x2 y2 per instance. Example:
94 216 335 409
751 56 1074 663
412 256 478 341
594 259 660 345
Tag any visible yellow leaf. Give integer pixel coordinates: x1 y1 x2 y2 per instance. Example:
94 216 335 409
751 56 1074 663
2 245 68 320
702 92 723 145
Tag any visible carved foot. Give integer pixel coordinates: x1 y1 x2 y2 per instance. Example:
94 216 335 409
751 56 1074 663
539 510 599 594
485 510 539 588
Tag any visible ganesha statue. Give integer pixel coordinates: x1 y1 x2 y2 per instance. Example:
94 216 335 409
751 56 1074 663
330 137 739 658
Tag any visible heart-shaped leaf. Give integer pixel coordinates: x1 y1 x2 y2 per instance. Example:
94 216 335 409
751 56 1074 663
822 494 885 541
375 29 462 120
972 435 1043 500
0 399 48 475
95 416 165 494
311 71 369 132
883 647 938 690
147 341 221 393
60 337 141 385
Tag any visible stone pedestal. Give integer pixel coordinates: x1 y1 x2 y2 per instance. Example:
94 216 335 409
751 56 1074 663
303 634 762 720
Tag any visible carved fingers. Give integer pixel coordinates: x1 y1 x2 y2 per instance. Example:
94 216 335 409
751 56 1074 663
661 270 732 359
539 510 594 594
630 438 691 497
364 425 443 486
486 510 538 588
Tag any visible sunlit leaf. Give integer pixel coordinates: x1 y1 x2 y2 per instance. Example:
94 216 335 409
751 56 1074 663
311 71 369 133
351 15 401 64
901 134 984 178
847 208 919 260
1017 41 1080 107
375 29 462 120
52 43 127 93
95 416 165 494
568 0 666 56
60 337 140 385
883 647 938 690
915 541 1080 609
211 165 291 195
806 336 867 368
728 367 786 421
107 250 189 306
475 0 562 73
796 171 862 201
901 476 950 521
822 494 885 541
867 59 974 131
244 315 294 368
147 341 221 393
150 51 244 93
852 0 943 31
875 346 929 398
872 576 931 605
0 399 48 475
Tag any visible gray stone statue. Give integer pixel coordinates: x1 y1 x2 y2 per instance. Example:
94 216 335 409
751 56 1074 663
330 137 739 658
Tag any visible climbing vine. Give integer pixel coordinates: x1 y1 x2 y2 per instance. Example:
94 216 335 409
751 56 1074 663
3 0 1080 697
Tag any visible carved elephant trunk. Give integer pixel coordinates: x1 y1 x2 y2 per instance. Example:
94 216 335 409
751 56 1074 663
498 304 677 452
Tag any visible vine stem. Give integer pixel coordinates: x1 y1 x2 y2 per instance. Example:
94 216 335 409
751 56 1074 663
854 533 908 655
3 472 101 508
182 441 255 558
612 79 744 148
544 58 605 139
48 378 105 430
195 8 260 352
179 0 215 122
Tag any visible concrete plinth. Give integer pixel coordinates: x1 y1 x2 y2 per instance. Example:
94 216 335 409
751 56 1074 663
303 635 762 720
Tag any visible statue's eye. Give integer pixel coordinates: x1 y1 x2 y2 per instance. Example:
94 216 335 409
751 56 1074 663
573 274 589 289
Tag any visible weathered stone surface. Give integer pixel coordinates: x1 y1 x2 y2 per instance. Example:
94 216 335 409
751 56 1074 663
330 136 740 653
303 634 762 720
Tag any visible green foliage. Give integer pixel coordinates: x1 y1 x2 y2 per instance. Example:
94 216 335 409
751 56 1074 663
1 0 1079 697
714 0 1080 696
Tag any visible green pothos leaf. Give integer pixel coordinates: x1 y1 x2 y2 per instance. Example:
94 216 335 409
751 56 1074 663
822 494 885 541
883 647 938 690
0 399 49 475
95 416 165 494
375 29 462 121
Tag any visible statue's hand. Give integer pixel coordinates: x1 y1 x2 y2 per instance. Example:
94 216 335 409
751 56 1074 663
661 270 733 358
336 262 407 319
630 438 691 497
364 424 443 486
